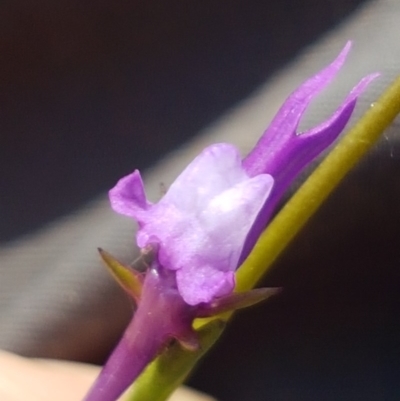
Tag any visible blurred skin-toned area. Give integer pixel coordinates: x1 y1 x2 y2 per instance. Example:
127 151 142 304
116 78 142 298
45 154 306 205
0 350 214 401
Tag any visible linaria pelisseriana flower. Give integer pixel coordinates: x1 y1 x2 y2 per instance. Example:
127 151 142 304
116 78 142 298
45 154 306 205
110 144 274 305
83 42 378 401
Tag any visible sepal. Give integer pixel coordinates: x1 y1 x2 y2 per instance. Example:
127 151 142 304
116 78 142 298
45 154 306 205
196 287 281 318
98 248 144 302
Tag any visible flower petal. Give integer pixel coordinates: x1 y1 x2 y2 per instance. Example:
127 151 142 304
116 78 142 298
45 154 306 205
238 46 378 264
162 143 248 211
109 170 151 219
170 175 273 305
176 264 235 305
199 174 274 267
254 73 380 195
243 41 353 178
136 202 188 258
301 73 379 139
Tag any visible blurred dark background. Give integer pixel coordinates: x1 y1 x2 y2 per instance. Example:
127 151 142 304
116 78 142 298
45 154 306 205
0 0 366 242
3 1 400 401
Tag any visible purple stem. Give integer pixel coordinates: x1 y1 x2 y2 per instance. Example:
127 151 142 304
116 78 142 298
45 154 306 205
82 266 195 401
82 326 158 401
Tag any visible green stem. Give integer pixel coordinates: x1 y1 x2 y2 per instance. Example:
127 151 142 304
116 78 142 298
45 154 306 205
125 75 400 401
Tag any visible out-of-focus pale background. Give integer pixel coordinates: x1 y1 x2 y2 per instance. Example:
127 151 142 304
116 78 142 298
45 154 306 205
1 1 400 400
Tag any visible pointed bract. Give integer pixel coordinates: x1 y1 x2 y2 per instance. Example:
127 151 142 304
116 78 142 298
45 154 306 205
98 248 144 301
196 287 281 318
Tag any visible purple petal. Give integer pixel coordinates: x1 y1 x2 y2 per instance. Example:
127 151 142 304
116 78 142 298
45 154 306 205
109 170 151 219
259 73 379 195
243 41 353 178
138 174 273 277
238 45 379 264
135 201 187 259
173 176 273 305
162 143 248 211
301 73 379 138
199 174 274 262
176 264 235 305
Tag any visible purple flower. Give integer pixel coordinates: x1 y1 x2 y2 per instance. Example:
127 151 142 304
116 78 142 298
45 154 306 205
109 41 378 306
110 144 274 305
83 42 378 401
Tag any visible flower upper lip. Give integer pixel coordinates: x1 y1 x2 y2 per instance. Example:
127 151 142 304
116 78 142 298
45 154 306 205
239 41 379 263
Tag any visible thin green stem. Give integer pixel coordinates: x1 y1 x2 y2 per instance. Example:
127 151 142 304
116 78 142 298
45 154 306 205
125 75 400 401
